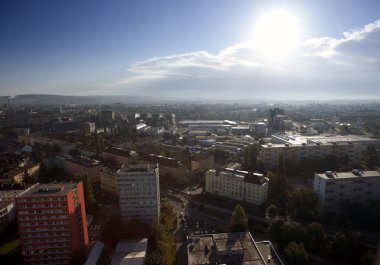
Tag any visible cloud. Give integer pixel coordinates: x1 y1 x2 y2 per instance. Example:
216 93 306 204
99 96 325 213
109 19 380 99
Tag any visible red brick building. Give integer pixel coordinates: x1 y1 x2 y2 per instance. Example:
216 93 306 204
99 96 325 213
15 182 89 265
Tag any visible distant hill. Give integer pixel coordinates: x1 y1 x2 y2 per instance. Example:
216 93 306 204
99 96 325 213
0 94 157 105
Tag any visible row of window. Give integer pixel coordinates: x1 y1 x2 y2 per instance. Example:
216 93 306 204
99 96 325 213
20 220 69 226
17 203 67 209
18 209 67 215
17 197 66 202
22 226 69 232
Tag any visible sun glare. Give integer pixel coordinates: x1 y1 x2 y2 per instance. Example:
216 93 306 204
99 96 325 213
253 10 301 60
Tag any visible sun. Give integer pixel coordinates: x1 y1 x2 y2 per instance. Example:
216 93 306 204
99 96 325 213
253 10 301 60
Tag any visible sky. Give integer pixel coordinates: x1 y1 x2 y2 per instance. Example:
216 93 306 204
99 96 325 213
0 0 380 100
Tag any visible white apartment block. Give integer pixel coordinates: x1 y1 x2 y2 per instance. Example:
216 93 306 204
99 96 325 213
260 142 363 170
118 164 160 224
205 168 268 205
314 170 380 213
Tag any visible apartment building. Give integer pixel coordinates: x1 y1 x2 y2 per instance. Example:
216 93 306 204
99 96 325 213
15 182 89 265
205 168 268 206
7 163 40 183
191 152 214 172
140 154 187 179
102 147 131 166
314 170 380 213
56 155 103 186
260 142 363 170
118 164 160 224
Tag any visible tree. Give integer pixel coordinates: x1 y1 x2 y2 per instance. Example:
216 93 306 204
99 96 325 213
305 223 326 254
242 144 260 171
284 242 309 265
101 215 126 245
287 188 319 221
229 204 248 232
23 170 37 184
366 154 379 169
329 232 366 265
69 149 81 159
267 204 278 219
269 219 304 248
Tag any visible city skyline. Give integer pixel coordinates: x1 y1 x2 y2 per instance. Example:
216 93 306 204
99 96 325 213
1 0 380 100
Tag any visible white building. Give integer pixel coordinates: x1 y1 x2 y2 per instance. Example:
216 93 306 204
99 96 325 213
118 164 160 224
313 170 380 213
260 142 363 170
205 168 268 205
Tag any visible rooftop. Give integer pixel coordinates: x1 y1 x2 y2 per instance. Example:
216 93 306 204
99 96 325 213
141 154 183 167
18 182 80 197
103 147 131 157
212 169 268 185
118 164 157 173
271 134 379 145
111 238 147 265
316 170 380 180
187 232 281 265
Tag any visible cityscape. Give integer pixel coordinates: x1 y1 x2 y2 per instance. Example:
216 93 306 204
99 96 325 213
1 1 380 265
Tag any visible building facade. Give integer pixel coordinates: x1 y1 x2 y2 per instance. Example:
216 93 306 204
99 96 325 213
191 153 215 172
260 142 363 170
140 154 187 180
118 164 160 224
15 182 89 265
99 167 119 197
314 170 380 213
56 155 103 186
205 168 268 206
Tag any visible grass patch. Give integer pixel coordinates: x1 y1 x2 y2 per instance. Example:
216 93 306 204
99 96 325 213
0 239 20 255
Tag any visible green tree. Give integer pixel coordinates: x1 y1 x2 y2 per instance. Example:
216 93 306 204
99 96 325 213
229 204 248 232
287 188 318 221
242 144 260 171
329 232 366 265
305 223 326 254
285 242 309 265
269 219 304 248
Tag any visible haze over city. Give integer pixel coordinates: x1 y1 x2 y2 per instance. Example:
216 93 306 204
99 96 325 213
1 0 380 100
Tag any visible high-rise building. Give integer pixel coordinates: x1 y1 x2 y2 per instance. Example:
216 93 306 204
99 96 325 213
118 164 160 224
268 108 285 133
15 182 89 265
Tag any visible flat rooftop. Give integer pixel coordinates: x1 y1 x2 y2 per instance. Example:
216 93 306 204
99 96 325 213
187 232 277 265
316 170 380 180
272 134 379 145
111 238 147 265
211 169 268 185
18 183 79 197
119 164 157 173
